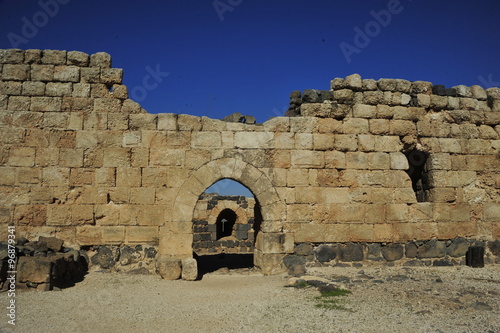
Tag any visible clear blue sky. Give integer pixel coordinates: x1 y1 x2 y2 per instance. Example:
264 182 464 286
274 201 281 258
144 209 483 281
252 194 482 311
1 0 499 196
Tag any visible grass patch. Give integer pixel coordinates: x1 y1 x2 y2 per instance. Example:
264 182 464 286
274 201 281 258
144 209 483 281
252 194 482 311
285 281 311 289
314 288 352 311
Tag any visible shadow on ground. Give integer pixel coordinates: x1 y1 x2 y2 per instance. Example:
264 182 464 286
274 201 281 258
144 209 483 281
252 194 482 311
195 253 254 278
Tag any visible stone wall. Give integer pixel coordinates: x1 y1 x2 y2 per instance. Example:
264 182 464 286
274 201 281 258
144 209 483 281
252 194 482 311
0 49 499 279
192 193 256 255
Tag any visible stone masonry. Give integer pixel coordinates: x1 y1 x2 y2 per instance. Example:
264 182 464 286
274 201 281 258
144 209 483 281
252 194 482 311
193 193 256 255
0 49 499 280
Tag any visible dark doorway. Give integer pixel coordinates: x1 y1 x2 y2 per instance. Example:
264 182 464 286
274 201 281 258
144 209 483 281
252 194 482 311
216 208 237 239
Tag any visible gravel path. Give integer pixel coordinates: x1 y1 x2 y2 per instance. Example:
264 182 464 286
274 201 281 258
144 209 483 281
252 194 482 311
0 266 499 333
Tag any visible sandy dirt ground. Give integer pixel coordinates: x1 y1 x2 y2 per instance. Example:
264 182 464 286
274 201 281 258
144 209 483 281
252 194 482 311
0 265 499 333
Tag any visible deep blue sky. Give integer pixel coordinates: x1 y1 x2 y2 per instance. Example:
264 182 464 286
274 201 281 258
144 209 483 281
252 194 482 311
1 0 499 196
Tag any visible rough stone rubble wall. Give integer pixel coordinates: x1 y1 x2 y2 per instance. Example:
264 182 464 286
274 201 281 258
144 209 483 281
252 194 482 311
0 49 499 275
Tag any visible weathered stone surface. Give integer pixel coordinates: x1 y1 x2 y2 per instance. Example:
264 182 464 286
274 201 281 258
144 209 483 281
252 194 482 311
181 258 198 281
156 256 181 280
447 238 469 257
341 243 364 261
91 246 116 269
314 244 336 262
283 255 306 276
381 244 404 261
295 243 314 256
418 240 446 258
39 236 64 252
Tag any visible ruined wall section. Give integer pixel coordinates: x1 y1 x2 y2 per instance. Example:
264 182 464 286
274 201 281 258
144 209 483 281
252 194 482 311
0 50 499 271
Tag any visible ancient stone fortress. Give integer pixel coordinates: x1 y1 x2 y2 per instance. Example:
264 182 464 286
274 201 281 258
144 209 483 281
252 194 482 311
0 48 499 287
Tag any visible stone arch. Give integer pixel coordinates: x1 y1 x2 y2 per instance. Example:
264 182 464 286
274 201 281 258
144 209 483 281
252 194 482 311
207 200 250 227
161 158 288 274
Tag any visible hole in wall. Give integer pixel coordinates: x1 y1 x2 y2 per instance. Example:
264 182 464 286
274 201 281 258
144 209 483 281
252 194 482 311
193 179 261 277
405 150 430 202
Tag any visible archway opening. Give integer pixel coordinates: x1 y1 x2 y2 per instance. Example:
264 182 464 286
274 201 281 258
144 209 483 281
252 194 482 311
192 178 262 277
216 208 237 239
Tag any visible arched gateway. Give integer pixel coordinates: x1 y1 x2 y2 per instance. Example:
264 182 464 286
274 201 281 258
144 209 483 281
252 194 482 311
161 158 291 275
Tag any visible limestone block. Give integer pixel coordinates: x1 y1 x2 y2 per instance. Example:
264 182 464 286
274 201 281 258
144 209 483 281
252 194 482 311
177 114 201 131
290 117 318 133
234 132 273 149
101 226 125 244
116 167 141 187
478 125 498 139
35 147 59 167
10 95 33 111
107 188 129 204
390 120 416 136
330 77 346 90
377 78 397 91
374 136 402 152
386 204 409 222
46 204 71 225
337 204 365 222
89 52 111 68
128 113 157 130
263 117 289 132
156 255 182 279
348 224 374 242
411 81 432 95
390 152 409 170
40 50 66 65
166 131 191 148
14 204 46 226
346 152 368 169
181 258 198 281
294 132 313 150
334 134 357 151
136 205 164 227
356 135 375 152
70 83 90 97
149 149 185 166
61 97 93 112
100 68 123 85
125 226 158 243
345 74 362 90
415 94 430 107
286 169 309 187
192 131 222 148
363 91 384 105
368 152 390 169
317 118 343 133
321 188 349 204
43 112 69 128
94 97 122 113
291 150 324 168
107 113 128 130
426 153 451 170
0 128 24 145
2 64 29 81
52 65 79 82
428 188 456 203
272 132 294 150
80 67 100 83
69 168 94 186
343 118 369 134
141 168 167 187
22 81 45 96
122 131 141 147
0 49 24 63
59 148 84 167
369 119 390 135
484 203 500 222
433 203 471 222
103 148 131 167
374 224 393 242
66 51 89 66
438 138 461 153
8 147 35 166
430 95 448 110
287 204 312 222
158 230 193 256
131 188 156 205
30 97 62 112
0 81 21 95
352 104 376 118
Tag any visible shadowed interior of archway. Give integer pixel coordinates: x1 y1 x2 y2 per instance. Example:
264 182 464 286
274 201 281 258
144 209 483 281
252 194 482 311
194 179 262 277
